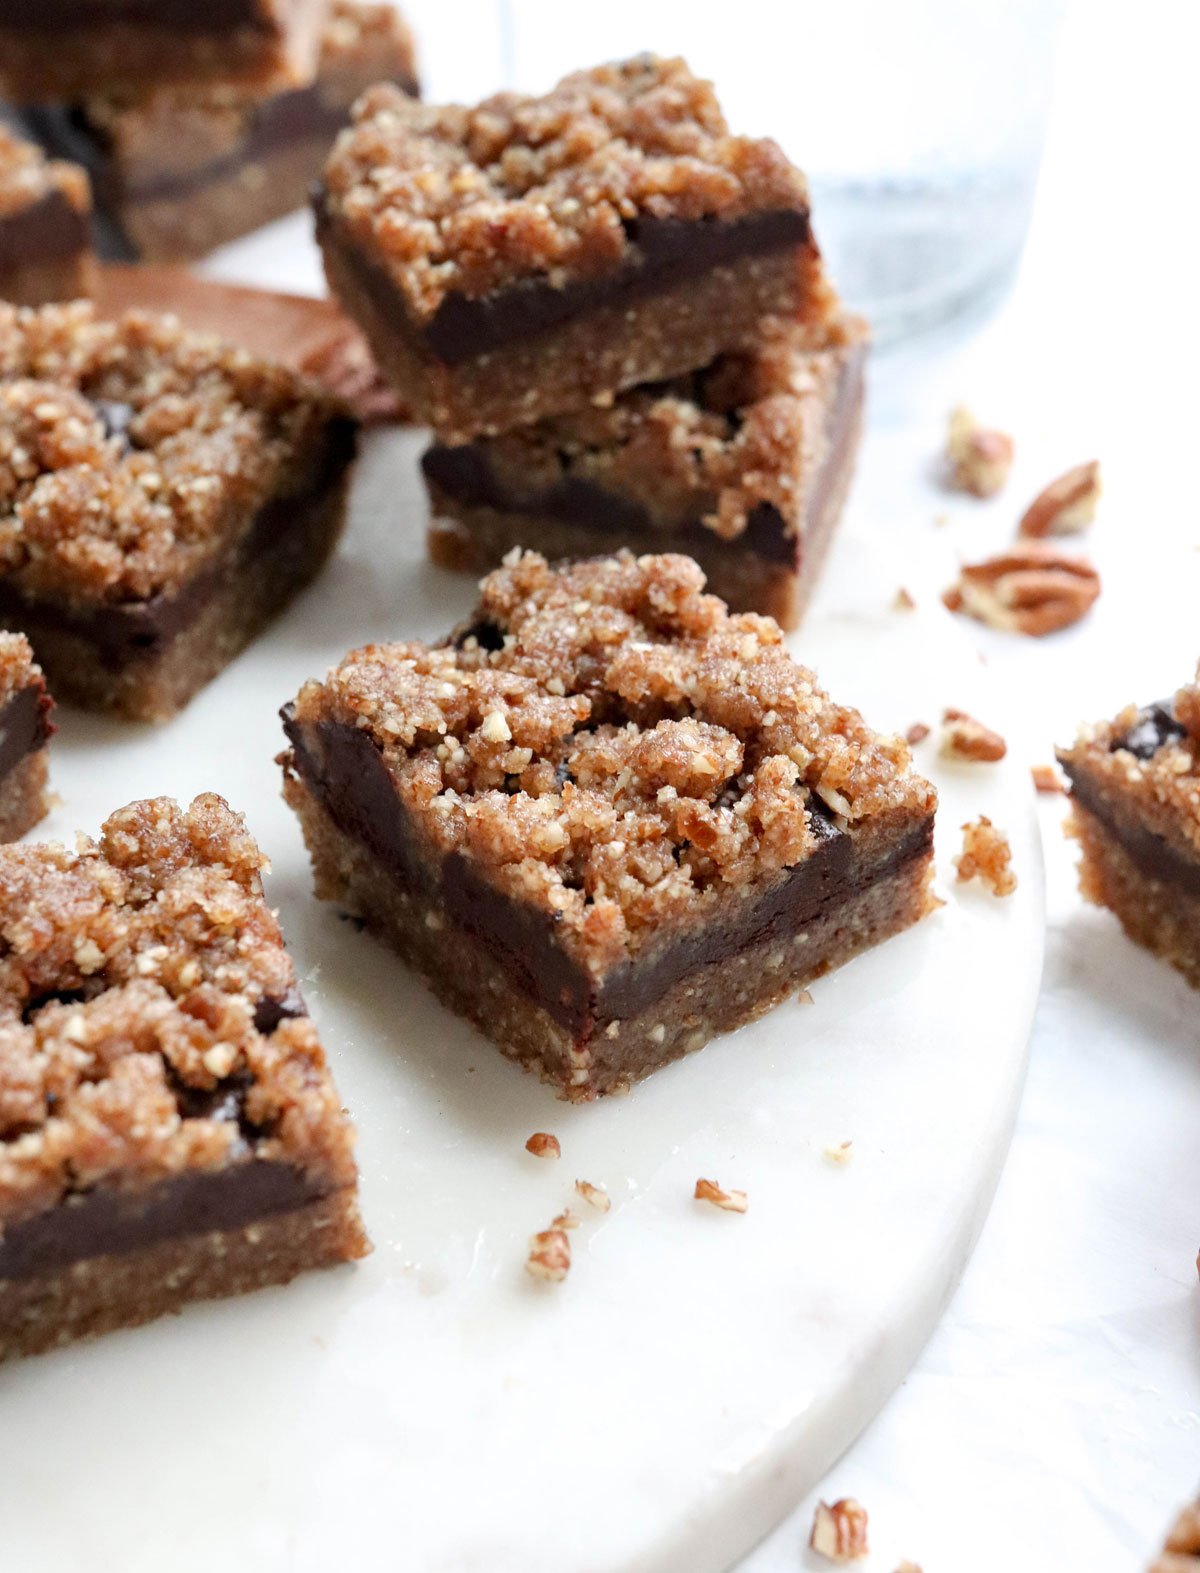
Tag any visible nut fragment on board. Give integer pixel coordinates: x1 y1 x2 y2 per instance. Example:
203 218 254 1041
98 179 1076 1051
893 586 917 610
955 816 1017 896
525 1131 561 1159
575 1179 610 1212
824 1140 854 1165
1031 763 1066 794
1018 460 1101 537
945 405 1015 497
526 1228 571 1282
941 708 1007 762
810 1498 870 1563
905 722 931 746
694 1178 748 1213
943 542 1100 635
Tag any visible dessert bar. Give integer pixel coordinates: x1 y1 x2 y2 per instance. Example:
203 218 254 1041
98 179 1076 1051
25 1 418 265
316 55 836 441
0 301 357 722
424 314 866 628
0 0 329 103
0 793 368 1362
1150 1499 1200 1572
0 632 53 843
0 127 94 307
1058 673 1200 987
281 551 937 1100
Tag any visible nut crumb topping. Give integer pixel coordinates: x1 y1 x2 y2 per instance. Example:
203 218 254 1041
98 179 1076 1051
575 1177 610 1211
525 1130 560 1159
941 708 1007 763
525 1226 570 1281
693 1177 748 1212
291 551 934 973
955 816 1017 896
0 795 357 1230
1018 460 1101 537
944 405 1014 498
810 1499 869 1563
322 55 809 317
943 542 1099 636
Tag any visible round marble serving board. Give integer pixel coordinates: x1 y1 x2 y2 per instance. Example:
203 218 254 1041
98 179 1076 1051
0 217 1044 1572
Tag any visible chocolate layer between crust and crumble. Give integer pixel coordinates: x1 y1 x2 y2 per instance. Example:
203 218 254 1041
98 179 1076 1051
0 793 367 1361
316 57 835 438
281 551 936 1099
422 319 867 627
1058 676 1200 987
0 632 54 843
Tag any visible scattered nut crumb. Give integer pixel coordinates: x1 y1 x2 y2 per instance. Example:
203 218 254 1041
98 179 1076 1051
525 1131 561 1159
945 405 1015 498
955 816 1017 896
943 542 1099 635
575 1179 611 1212
824 1141 854 1165
796 987 815 1005
1031 763 1066 794
893 586 917 611
526 1228 571 1282
941 708 1007 762
894 1563 924 1573
694 1178 749 1213
810 1498 870 1563
552 1208 581 1230
1018 460 1101 537
905 722 931 746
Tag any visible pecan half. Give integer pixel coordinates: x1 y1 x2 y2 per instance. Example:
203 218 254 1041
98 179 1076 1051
943 543 1099 635
1018 460 1101 536
945 405 1015 498
810 1499 870 1563
941 708 1007 762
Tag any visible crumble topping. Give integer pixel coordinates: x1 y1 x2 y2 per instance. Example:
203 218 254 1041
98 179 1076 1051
289 551 935 972
322 54 810 316
0 301 344 606
955 816 1017 897
443 316 862 542
0 630 37 707
0 126 88 222
0 794 356 1230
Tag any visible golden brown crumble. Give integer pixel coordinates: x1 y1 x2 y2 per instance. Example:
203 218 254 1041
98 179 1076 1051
810 1499 870 1563
693 1177 748 1212
289 551 935 973
0 794 357 1230
321 55 810 317
440 315 863 543
0 630 37 707
955 816 1017 896
944 406 1014 498
0 126 89 223
525 1130 560 1159
0 301 345 605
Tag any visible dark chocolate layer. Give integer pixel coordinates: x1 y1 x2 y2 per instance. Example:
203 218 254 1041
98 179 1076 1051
283 710 933 1041
1062 759 1200 897
0 1160 327 1282
421 341 866 567
0 186 89 272
0 682 53 780
0 0 274 35
0 414 356 668
315 188 811 367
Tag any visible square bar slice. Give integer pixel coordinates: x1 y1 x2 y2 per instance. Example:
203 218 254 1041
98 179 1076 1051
0 127 95 307
281 551 937 1100
0 300 358 722
0 633 53 843
0 793 368 1362
24 1 418 265
316 55 837 442
1058 672 1200 987
0 0 329 103
424 313 867 629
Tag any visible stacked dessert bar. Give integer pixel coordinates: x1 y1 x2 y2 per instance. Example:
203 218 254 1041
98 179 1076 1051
3 0 418 265
316 54 865 627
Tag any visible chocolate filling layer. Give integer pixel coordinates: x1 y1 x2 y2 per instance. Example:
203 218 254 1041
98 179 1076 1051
0 0 276 34
0 1160 328 1281
0 187 89 272
283 710 933 1041
421 342 866 567
0 414 356 668
0 682 53 780
1062 760 1200 897
315 188 811 367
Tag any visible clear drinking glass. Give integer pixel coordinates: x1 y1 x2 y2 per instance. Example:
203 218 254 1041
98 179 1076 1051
499 0 1064 345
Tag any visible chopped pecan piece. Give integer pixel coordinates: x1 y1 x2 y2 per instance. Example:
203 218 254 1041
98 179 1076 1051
694 1178 749 1213
905 722 931 746
823 1140 854 1165
945 405 1015 498
526 1227 571 1281
941 708 1007 762
955 816 1017 896
1031 763 1066 794
810 1498 870 1563
575 1179 611 1212
943 543 1100 636
525 1131 561 1159
893 586 917 611
1018 460 1101 537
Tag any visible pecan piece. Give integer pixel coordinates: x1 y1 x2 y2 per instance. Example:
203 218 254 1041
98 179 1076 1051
905 721 931 746
526 1228 571 1282
943 542 1099 636
1031 763 1066 794
525 1131 561 1159
941 708 1007 762
810 1498 870 1563
945 405 1015 497
694 1178 748 1213
575 1178 610 1212
1018 460 1101 536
